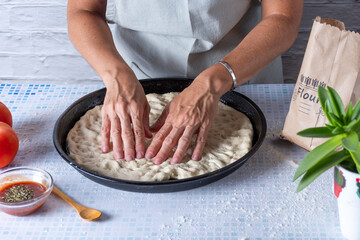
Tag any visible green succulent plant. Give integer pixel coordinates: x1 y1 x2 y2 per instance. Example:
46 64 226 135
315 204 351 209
293 86 360 192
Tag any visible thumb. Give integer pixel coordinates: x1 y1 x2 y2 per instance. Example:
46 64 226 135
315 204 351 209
150 106 169 132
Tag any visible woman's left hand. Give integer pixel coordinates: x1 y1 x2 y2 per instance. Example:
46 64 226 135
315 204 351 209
145 64 233 164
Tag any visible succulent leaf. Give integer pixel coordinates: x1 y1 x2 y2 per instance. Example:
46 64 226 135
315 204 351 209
295 86 360 192
297 127 335 138
318 86 330 113
331 127 344 135
293 134 344 181
345 117 360 133
325 124 335 130
324 101 336 126
328 86 346 119
329 112 343 127
342 131 359 152
296 150 349 192
345 102 353 124
319 87 334 125
349 143 360 174
352 99 360 121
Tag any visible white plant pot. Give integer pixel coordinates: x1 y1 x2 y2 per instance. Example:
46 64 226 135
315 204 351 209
334 165 360 240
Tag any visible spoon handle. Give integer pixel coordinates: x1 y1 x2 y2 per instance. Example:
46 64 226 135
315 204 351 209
52 185 83 210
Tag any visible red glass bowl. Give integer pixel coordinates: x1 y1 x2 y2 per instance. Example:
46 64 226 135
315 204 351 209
0 167 53 216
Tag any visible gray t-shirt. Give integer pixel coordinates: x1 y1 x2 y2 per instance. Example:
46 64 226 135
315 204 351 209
106 0 282 84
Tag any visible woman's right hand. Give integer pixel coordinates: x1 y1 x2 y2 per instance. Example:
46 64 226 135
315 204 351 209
101 69 152 161
67 0 153 161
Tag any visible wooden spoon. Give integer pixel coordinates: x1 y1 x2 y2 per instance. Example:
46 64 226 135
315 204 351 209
52 185 102 221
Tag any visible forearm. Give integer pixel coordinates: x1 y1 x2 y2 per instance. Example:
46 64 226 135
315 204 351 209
221 13 300 86
195 2 302 96
67 7 131 85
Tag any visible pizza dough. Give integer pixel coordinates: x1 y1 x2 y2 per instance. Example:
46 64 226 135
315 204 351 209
66 92 253 181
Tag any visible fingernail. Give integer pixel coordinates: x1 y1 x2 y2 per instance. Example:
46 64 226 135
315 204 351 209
115 152 123 159
153 158 162 165
102 146 108 153
125 155 134 161
171 157 179 165
136 151 144 159
192 155 200 161
145 152 154 159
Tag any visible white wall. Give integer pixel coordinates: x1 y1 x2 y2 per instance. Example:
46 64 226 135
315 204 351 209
0 0 359 83
0 0 99 83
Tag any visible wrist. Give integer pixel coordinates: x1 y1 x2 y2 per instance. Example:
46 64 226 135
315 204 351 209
193 63 234 97
217 61 237 90
100 64 136 87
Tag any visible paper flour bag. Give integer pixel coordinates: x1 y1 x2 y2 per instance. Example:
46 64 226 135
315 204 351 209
282 17 360 151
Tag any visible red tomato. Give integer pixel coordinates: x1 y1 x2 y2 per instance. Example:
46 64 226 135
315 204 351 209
0 122 19 168
0 102 12 127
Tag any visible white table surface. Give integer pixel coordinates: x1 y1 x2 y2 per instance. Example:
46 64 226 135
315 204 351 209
0 81 345 240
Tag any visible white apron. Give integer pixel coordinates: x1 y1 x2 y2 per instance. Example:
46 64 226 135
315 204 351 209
106 0 283 84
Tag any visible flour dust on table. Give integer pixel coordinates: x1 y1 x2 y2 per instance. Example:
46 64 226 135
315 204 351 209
66 92 253 181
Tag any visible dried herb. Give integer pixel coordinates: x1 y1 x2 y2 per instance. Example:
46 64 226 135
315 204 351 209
1 184 35 202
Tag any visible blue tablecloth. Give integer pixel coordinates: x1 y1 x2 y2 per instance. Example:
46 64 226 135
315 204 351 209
0 82 345 240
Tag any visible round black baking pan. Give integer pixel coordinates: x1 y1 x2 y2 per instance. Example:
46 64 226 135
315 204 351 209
53 78 266 193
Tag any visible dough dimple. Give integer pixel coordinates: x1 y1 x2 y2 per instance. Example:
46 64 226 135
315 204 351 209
66 92 253 181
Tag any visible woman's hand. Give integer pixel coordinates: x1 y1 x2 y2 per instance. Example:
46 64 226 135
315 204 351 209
101 70 152 161
145 64 233 165
67 0 153 161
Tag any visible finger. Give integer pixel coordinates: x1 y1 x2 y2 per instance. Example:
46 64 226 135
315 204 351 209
119 111 136 161
110 114 124 159
101 111 111 153
145 122 172 159
191 124 210 161
130 111 146 159
143 103 152 138
171 126 196 164
150 106 169 132
153 126 184 165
